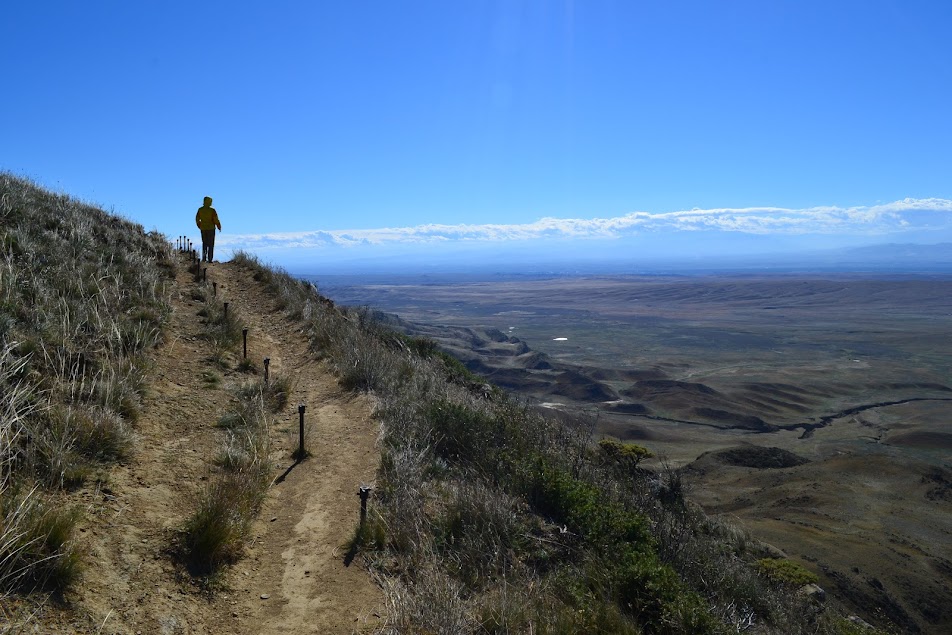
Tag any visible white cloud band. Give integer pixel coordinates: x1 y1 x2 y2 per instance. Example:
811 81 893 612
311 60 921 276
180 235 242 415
217 198 952 251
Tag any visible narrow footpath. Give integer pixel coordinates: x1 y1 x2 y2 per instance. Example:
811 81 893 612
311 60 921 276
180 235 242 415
61 257 384 634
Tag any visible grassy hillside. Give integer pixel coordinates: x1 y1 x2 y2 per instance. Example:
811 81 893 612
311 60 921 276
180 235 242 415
0 174 173 601
0 174 885 633
233 252 886 635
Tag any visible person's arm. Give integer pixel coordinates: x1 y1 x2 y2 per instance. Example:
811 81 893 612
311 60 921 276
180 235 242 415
215 211 221 231
195 209 202 229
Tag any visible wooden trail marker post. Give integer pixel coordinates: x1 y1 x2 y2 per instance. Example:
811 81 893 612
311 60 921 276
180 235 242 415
203 267 207 282
223 302 229 322
359 486 372 525
263 357 270 385
297 403 306 460
213 282 217 296
242 328 248 359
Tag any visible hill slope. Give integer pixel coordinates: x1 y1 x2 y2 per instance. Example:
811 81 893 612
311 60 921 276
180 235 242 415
3 175 894 634
1 174 382 633
60 259 384 634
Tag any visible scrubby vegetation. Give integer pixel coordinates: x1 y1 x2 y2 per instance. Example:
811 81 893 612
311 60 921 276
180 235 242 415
0 174 173 599
178 281 275 577
756 558 820 587
181 383 272 576
232 250 885 634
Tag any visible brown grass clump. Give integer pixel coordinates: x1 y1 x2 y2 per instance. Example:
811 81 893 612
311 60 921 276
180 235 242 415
180 383 271 577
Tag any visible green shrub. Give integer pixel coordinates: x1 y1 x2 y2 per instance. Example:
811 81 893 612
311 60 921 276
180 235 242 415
598 438 653 469
523 459 649 546
756 558 819 586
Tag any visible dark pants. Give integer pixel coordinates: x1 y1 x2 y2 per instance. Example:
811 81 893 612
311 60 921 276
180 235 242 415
201 229 216 262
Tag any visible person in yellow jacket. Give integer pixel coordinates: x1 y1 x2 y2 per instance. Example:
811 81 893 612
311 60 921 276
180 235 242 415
195 196 222 262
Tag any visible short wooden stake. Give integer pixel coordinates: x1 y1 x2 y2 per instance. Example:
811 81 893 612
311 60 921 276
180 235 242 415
223 302 229 320
242 328 248 359
297 404 306 459
213 282 217 296
359 486 372 524
263 357 270 384
203 267 207 282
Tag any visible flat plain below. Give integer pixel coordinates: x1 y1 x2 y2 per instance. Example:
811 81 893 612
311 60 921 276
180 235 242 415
320 272 952 635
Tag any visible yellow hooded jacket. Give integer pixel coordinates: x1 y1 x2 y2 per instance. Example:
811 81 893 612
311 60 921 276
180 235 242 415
195 205 221 231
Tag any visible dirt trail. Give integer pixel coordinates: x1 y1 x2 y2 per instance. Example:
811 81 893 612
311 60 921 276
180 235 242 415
211 262 385 635
58 258 384 634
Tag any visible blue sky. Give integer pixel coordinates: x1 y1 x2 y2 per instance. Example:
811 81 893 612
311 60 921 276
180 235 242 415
3 1 952 270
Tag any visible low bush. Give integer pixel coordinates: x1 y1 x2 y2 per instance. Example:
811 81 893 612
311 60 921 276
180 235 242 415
756 558 819 587
598 438 653 470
